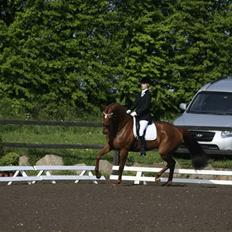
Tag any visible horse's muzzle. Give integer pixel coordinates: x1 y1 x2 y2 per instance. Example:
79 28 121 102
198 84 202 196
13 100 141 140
103 124 110 134
103 128 108 134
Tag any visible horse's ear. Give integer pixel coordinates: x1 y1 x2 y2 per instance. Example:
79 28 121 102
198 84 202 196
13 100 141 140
100 104 106 111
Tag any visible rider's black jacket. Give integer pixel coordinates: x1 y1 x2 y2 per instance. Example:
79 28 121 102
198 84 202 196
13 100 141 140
133 89 152 122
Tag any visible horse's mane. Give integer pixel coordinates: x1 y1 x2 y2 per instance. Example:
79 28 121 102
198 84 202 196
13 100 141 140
105 103 126 116
104 103 129 144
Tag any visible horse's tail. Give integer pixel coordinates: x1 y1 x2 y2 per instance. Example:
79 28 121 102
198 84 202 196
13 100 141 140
182 129 209 169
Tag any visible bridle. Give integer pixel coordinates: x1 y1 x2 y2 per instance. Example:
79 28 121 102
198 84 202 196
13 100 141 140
103 112 114 119
103 112 114 129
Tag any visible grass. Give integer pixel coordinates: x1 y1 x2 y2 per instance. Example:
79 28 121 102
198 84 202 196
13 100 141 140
1 124 232 169
211 157 232 169
1 125 105 144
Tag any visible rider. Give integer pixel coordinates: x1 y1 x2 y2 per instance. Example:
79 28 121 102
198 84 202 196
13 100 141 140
127 77 152 156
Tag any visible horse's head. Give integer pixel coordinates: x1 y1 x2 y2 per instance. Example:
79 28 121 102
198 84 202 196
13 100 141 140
102 111 114 135
102 103 127 135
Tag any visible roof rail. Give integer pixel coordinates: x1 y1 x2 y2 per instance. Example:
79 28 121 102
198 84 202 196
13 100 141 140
209 78 221 85
204 78 220 90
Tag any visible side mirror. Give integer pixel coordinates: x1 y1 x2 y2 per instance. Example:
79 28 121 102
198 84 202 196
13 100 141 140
179 103 187 111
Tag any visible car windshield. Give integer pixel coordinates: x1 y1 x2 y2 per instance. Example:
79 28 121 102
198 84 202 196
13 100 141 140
187 91 232 115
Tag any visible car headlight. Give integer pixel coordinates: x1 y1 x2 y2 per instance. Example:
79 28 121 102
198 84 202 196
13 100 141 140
221 130 232 138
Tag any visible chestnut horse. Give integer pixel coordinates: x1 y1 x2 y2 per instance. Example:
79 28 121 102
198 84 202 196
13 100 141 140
95 103 208 185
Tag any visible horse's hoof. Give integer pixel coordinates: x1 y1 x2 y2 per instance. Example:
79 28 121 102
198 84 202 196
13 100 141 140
155 177 161 183
162 181 172 186
95 171 102 179
112 183 117 187
112 180 121 187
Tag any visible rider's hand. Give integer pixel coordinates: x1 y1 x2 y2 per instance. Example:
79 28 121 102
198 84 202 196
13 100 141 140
130 111 137 117
126 109 131 114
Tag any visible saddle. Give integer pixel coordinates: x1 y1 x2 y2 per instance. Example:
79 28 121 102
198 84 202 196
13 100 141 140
132 117 157 141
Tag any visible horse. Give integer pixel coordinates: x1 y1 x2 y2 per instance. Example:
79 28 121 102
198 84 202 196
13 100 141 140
95 103 208 185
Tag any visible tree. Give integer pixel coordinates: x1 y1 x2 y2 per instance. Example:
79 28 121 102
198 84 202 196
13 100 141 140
118 0 232 119
0 0 126 119
0 0 231 119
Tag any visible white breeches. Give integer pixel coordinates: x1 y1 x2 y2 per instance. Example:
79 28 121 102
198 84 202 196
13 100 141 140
139 120 149 137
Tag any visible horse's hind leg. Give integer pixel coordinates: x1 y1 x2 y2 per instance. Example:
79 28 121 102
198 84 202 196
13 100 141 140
156 154 176 186
165 156 176 186
155 163 168 181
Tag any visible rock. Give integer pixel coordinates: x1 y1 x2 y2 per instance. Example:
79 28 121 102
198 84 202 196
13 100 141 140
19 155 30 166
36 154 64 166
99 160 113 175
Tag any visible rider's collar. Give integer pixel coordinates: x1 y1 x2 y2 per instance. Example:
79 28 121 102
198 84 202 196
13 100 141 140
141 88 148 96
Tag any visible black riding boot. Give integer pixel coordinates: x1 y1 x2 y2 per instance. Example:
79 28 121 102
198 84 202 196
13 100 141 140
139 136 146 156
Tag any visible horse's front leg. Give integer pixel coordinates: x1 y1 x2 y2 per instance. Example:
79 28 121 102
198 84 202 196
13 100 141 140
114 148 128 185
95 144 111 179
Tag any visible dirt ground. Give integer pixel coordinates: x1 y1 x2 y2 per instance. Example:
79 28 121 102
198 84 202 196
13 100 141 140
0 182 231 232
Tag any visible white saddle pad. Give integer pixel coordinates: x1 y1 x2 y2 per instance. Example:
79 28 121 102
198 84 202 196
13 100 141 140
132 117 157 141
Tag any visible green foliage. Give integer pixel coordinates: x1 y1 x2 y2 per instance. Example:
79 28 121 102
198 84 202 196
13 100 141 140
0 0 231 119
0 0 124 119
0 152 20 165
120 0 232 119
0 98 28 119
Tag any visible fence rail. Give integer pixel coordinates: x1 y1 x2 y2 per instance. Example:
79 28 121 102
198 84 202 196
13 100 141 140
110 166 232 186
0 119 102 127
0 165 105 185
0 118 103 150
2 142 103 149
1 165 232 186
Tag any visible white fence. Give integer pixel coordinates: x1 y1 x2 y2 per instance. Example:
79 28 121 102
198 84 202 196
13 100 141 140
1 165 232 186
110 166 232 186
0 165 105 185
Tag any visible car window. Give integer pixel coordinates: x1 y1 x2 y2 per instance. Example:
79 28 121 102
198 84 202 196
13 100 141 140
187 91 232 115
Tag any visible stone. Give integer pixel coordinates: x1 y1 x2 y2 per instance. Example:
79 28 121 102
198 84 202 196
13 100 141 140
99 160 113 175
19 155 30 166
36 154 64 166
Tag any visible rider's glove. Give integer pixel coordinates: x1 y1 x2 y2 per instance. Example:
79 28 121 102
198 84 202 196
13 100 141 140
130 111 137 117
126 109 131 114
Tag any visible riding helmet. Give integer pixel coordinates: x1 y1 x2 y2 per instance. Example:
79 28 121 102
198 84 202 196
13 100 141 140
140 77 150 84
